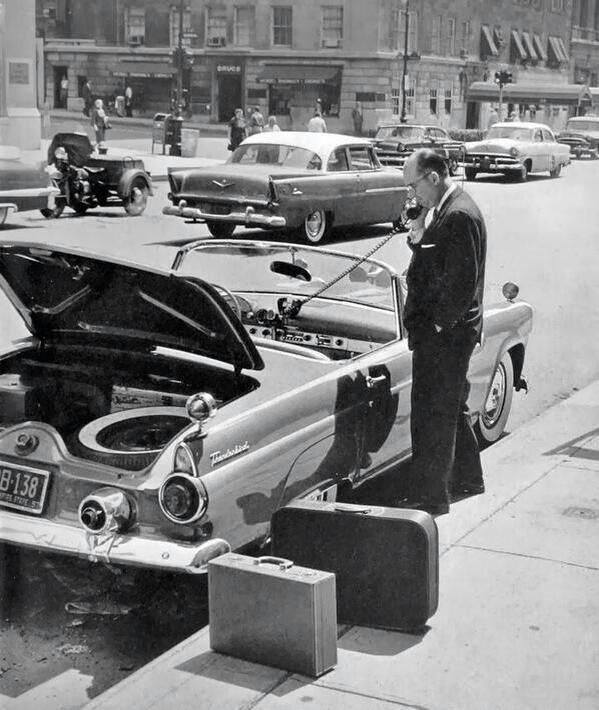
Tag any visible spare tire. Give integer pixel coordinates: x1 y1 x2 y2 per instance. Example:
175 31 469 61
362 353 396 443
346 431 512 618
74 407 190 470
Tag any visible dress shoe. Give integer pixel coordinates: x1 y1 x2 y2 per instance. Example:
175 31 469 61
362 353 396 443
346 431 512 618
450 481 485 500
397 498 449 516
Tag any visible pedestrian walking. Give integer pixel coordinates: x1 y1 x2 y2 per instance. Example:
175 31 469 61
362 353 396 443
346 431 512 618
264 115 280 132
60 75 69 108
400 149 487 516
82 79 93 117
351 101 363 136
249 105 265 135
90 98 110 147
307 110 327 133
228 107 247 151
125 85 133 117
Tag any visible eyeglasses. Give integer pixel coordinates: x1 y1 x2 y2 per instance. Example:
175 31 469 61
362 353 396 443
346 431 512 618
406 171 432 197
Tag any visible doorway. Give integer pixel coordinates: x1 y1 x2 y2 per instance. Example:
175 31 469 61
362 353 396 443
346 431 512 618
218 74 242 122
54 65 69 109
465 101 480 129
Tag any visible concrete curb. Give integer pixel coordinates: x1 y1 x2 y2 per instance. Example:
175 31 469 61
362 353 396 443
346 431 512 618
82 380 599 710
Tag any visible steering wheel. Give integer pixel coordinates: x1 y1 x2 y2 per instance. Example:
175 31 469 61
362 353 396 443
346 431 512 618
212 284 243 320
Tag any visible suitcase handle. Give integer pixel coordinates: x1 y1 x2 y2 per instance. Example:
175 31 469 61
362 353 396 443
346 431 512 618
333 504 372 515
254 556 294 570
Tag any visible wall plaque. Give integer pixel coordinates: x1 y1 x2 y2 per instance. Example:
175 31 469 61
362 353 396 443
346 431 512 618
9 62 30 85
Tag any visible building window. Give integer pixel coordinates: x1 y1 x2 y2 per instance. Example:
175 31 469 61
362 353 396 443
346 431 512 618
444 87 452 114
399 9 418 54
234 6 254 46
430 87 438 115
391 87 400 115
460 20 471 55
388 6 400 50
321 6 343 48
392 80 414 116
552 0 565 12
206 7 227 47
170 5 191 48
125 7 146 45
446 17 456 55
272 6 292 46
431 15 442 54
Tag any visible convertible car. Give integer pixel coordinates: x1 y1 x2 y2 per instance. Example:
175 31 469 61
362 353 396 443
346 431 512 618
463 122 570 181
163 132 409 243
0 146 59 227
0 239 532 575
372 123 464 175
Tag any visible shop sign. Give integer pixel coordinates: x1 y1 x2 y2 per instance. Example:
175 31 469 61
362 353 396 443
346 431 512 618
8 61 30 85
217 64 241 74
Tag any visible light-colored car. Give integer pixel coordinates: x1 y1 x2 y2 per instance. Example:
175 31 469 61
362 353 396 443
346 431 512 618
463 122 570 181
163 131 409 243
557 116 599 159
0 146 59 227
0 238 532 576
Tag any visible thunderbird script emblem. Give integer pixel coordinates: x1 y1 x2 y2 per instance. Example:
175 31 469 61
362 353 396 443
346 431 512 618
212 179 234 189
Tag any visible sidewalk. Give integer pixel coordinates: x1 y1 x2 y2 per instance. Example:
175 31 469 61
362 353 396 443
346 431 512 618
83 381 599 710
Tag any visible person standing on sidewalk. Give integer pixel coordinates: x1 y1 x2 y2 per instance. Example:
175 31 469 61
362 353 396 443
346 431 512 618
307 110 327 133
90 98 110 147
60 75 69 108
125 85 133 117
82 79 93 117
264 115 280 132
228 108 247 151
351 101 363 136
249 106 264 135
400 149 487 516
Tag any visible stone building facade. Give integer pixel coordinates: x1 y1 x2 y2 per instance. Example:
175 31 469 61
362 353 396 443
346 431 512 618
38 0 586 132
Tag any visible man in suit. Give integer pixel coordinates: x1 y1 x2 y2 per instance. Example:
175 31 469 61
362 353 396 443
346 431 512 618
401 149 487 515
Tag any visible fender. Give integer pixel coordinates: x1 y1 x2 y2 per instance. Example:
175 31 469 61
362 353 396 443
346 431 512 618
117 169 153 198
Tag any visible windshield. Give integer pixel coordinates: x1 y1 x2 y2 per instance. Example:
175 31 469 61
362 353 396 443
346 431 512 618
178 243 396 311
375 126 424 140
566 120 599 132
227 143 323 170
486 126 534 141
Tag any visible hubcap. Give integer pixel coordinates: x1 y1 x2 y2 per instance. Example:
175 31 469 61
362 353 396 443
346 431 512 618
306 211 324 241
482 363 506 427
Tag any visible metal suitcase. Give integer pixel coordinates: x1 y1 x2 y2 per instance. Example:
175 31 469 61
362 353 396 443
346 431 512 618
208 553 337 677
271 500 439 631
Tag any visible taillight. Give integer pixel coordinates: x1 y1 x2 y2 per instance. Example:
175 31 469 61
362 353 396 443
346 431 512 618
159 473 208 524
79 487 133 534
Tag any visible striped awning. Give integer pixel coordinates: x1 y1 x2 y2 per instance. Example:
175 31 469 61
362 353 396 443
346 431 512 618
533 34 548 61
467 82 592 105
511 30 528 61
548 36 568 64
480 25 499 57
521 32 538 61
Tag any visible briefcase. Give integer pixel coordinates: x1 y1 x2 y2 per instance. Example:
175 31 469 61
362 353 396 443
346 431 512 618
272 500 438 631
208 553 337 677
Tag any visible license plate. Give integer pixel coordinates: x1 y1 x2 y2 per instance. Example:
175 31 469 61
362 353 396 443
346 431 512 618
0 463 50 515
202 202 230 215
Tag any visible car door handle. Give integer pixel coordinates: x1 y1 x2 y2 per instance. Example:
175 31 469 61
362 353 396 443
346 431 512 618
366 374 387 389
292 187 303 195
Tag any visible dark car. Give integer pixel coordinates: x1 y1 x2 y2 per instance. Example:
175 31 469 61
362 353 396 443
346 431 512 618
372 124 464 175
43 132 153 217
0 238 532 576
0 145 59 227
557 117 599 159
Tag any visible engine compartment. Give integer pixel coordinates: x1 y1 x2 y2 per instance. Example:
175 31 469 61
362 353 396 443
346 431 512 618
0 345 257 470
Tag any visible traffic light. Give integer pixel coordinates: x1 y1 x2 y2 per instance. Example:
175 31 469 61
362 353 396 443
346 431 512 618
171 47 194 69
502 70 513 84
494 70 513 87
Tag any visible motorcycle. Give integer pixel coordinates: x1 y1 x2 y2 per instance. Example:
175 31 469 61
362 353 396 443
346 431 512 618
41 132 153 219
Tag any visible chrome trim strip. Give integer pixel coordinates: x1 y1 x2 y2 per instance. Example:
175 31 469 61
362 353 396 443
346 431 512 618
163 204 286 228
0 187 60 198
0 203 18 212
0 510 230 573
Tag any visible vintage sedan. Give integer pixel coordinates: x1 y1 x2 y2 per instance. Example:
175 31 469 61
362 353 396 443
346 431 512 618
0 238 532 576
163 132 409 243
557 116 599 159
0 146 59 227
463 122 570 181
372 123 464 175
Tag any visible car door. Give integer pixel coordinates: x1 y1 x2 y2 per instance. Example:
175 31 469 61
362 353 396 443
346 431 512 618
542 128 562 168
531 128 547 171
346 145 405 225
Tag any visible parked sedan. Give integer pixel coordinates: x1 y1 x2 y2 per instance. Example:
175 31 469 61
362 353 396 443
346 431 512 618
163 132 409 243
463 122 570 181
0 238 532 577
557 116 599 159
372 123 464 175
0 146 59 227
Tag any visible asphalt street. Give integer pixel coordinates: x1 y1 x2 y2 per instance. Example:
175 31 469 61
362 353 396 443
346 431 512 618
1 125 598 707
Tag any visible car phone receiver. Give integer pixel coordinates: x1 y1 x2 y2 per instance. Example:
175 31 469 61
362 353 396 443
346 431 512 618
406 202 425 221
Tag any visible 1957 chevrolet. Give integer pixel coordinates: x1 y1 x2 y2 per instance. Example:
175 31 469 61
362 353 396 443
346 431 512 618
0 239 532 577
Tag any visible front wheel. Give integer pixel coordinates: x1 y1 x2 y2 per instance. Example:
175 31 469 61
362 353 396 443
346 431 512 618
517 163 529 182
475 352 514 445
0 206 8 228
301 208 331 244
465 167 477 181
549 163 561 178
206 221 236 238
41 201 66 219
124 178 149 216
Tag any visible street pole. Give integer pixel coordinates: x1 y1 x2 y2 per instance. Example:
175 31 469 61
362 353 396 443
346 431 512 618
177 0 184 117
399 0 410 123
498 82 503 122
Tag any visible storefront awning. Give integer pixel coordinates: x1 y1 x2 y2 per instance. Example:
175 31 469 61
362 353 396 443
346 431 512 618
511 30 528 61
256 64 341 85
533 34 548 61
467 82 592 105
521 32 538 61
480 25 499 57
112 62 176 79
548 36 568 64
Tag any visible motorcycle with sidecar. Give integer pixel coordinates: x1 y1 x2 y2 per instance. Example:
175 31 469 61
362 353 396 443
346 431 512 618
42 132 153 218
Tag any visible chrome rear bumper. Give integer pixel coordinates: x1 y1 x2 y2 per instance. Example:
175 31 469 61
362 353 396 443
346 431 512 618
163 202 286 228
0 509 230 574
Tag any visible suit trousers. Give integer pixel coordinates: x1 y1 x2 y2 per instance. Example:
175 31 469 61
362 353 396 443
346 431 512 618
409 327 483 503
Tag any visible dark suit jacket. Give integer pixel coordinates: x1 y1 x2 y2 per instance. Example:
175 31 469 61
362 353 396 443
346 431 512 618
403 186 487 349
